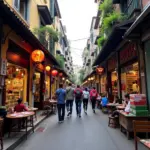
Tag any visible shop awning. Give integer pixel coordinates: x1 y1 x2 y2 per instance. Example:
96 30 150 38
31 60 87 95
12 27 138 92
0 1 59 66
93 19 134 66
38 5 53 25
124 3 150 38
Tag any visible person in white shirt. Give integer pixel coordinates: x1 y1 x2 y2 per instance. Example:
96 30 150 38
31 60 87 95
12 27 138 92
83 88 90 114
112 94 130 117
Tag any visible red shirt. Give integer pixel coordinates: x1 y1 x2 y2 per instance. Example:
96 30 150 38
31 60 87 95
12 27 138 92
74 88 83 97
90 89 98 99
14 104 28 112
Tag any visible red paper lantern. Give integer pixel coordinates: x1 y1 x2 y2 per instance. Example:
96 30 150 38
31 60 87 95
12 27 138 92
51 70 58 76
59 73 63 77
31 50 45 63
96 67 104 74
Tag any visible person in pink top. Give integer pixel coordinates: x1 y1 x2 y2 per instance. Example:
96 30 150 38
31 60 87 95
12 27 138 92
90 87 98 113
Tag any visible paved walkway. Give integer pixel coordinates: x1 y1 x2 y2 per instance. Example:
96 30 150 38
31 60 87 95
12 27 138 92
15 104 146 150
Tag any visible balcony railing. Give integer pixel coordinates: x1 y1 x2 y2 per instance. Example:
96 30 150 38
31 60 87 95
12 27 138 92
124 0 141 17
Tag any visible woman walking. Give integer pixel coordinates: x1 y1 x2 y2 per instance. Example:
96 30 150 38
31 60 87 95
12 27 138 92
83 88 90 114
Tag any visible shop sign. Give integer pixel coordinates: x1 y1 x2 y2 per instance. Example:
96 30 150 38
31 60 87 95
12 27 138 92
12 78 23 88
108 55 117 71
0 59 7 76
120 43 137 65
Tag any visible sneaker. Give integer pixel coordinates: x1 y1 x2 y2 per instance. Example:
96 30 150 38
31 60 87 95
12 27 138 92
85 111 87 115
93 109 95 113
67 112 70 117
79 115 81 118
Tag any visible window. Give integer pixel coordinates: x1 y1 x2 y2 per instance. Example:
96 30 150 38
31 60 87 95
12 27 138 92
13 0 29 21
14 0 20 10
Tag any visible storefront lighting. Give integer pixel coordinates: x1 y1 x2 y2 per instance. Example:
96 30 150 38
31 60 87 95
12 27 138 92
59 73 63 77
88 78 91 81
16 68 19 71
31 50 45 63
51 70 58 76
21 73 24 76
96 67 104 74
45 66 51 71
8 80 10 84
91 77 94 81
62 77 65 81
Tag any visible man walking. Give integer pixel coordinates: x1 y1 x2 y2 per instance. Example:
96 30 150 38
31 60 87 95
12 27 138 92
56 84 66 123
66 83 74 117
90 87 98 113
74 85 83 117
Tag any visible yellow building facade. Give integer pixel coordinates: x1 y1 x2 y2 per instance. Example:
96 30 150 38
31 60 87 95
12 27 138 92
0 0 58 109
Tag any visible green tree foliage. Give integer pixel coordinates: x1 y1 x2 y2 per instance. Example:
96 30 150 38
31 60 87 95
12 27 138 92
97 36 106 48
33 26 59 42
79 69 85 84
103 11 126 30
99 0 113 16
56 54 65 69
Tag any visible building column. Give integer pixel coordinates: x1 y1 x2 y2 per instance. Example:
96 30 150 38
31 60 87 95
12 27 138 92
117 51 122 100
0 18 4 105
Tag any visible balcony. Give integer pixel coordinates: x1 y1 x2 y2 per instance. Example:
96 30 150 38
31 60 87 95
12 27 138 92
124 0 141 17
38 5 53 25
39 36 48 50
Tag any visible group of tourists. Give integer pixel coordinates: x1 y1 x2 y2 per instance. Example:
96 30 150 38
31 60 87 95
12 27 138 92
55 83 99 123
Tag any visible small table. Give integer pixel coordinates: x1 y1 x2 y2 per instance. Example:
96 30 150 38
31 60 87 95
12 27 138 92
6 112 35 139
119 111 149 139
116 105 125 110
28 108 38 120
107 103 120 114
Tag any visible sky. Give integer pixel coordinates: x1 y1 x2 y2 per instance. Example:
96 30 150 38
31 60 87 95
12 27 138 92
58 0 97 66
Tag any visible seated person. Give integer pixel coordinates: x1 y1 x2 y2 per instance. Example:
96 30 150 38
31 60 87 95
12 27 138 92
112 94 130 117
101 94 108 107
14 98 28 112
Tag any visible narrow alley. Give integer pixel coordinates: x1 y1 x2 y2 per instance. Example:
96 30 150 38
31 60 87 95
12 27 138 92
15 106 145 150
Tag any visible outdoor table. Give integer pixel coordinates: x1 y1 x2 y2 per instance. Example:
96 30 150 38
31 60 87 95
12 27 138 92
28 107 38 120
119 111 149 140
107 103 120 114
6 111 35 139
116 105 125 110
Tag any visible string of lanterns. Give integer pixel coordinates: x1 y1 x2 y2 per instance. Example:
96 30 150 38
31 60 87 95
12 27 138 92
31 49 69 80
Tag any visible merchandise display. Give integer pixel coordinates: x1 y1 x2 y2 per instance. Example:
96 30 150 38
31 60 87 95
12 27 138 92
130 94 148 116
5 63 27 108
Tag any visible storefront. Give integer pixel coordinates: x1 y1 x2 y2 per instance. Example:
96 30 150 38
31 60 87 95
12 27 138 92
45 74 50 99
119 43 140 99
5 40 30 108
6 63 28 108
107 55 118 99
33 63 45 109
100 74 107 95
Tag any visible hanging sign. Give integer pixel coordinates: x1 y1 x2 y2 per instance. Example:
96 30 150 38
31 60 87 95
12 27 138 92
96 67 104 75
0 59 7 76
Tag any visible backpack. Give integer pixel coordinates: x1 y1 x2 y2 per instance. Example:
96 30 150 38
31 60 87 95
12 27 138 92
83 91 89 99
75 89 82 99
91 91 97 100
